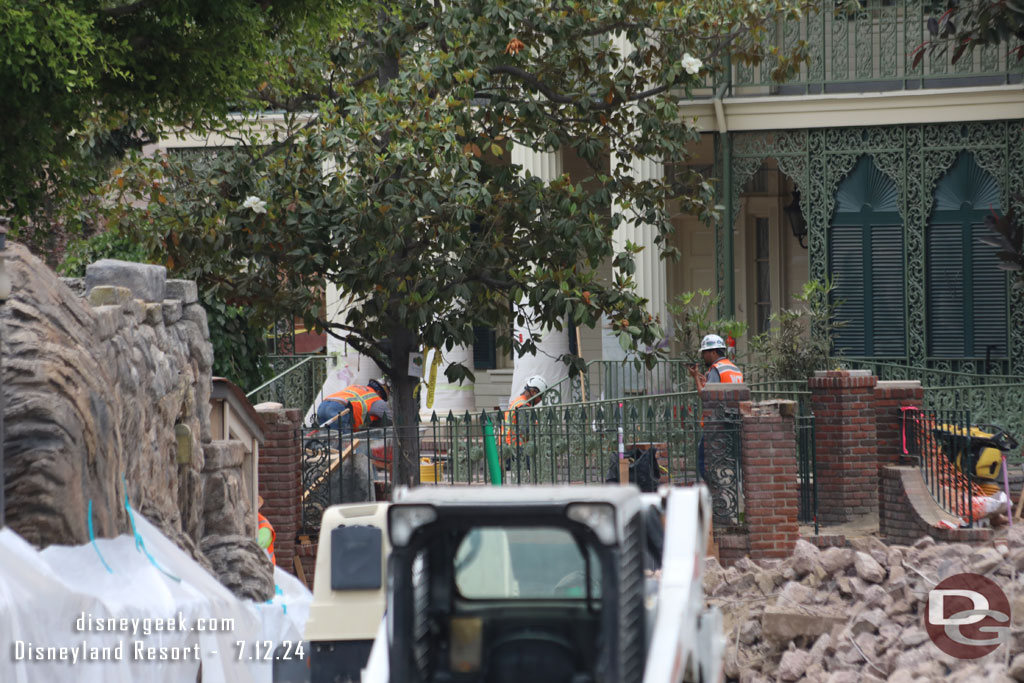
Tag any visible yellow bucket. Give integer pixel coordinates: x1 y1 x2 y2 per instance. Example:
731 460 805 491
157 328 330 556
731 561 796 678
420 457 440 483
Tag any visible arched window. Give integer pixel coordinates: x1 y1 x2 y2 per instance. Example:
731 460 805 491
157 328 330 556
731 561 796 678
830 155 905 356
927 153 1006 358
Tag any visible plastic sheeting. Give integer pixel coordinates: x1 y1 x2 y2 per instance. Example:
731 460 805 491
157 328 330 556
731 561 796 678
420 345 475 419
0 513 311 683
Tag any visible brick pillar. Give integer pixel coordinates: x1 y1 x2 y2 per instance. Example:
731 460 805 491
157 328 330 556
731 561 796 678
740 400 800 560
874 380 923 467
809 370 878 525
256 407 302 576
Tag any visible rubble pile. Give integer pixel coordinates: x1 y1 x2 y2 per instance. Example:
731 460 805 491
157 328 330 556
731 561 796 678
705 525 1024 682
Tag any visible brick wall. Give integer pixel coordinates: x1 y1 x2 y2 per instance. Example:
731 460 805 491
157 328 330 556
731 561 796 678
874 381 924 466
809 370 878 524
879 466 992 545
740 401 800 561
256 407 302 577
714 529 750 566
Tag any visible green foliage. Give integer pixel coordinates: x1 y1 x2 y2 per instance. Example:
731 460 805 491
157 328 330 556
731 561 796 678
668 289 747 365
748 278 844 381
916 1 1024 67
59 227 152 277
1 0 346 233
201 292 271 390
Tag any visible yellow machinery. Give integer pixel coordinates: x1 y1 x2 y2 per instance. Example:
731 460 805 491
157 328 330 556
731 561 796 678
931 423 1018 496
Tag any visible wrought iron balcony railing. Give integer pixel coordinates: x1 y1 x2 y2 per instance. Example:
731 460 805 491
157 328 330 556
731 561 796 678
714 1 1023 97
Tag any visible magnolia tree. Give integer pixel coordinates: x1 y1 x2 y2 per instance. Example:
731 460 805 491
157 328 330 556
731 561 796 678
102 0 813 487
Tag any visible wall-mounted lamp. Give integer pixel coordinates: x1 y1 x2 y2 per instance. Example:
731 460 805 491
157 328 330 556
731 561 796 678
784 189 808 249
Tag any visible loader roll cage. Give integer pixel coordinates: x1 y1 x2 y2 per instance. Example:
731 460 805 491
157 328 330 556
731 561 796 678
386 491 648 683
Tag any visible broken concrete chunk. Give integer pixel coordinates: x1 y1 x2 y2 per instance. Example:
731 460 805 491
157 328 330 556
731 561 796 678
763 606 847 641
854 551 886 583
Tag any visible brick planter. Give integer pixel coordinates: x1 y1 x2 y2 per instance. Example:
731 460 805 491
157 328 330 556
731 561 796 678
879 466 992 545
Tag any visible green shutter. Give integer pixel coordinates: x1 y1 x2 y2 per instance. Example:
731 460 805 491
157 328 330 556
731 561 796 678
830 155 906 357
870 224 905 355
927 223 966 357
971 225 1008 357
927 153 1007 359
831 225 866 355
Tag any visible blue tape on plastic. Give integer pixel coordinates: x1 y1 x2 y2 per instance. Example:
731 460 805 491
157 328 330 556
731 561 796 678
122 475 181 583
88 500 114 574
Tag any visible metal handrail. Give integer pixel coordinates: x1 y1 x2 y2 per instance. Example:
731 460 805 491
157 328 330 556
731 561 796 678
245 354 330 398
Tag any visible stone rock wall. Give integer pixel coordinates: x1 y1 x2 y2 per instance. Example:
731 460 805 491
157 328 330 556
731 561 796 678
2 245 271 600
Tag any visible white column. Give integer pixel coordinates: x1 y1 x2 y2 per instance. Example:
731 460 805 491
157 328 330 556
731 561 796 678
509 145 570 406
609 35 668 326
611 152 667 324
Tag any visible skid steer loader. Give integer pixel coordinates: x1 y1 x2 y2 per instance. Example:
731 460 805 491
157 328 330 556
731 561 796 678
305 485 723 683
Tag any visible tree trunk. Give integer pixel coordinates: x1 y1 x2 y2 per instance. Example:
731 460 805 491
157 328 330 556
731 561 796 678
389 325 421 489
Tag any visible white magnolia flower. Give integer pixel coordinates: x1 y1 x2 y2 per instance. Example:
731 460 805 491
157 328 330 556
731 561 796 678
681 53 703 75
242 195 267 214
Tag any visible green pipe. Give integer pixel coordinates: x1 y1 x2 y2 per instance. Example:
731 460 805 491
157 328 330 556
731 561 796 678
482 417 502 485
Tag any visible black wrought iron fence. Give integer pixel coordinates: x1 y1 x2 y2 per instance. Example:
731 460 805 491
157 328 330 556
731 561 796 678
299 392 745 532
795 415 817 533
901 407 979 528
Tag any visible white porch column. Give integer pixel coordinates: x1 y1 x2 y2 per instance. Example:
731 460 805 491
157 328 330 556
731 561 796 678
609 35 668 327
509 145 570 406
611 154 667 324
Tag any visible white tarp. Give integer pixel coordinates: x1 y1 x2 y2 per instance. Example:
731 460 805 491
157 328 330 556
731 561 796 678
420 345 475 419
0 513 311 683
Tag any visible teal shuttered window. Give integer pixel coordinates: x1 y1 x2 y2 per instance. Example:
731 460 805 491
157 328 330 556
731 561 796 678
927 153 1007 358
830 155 906 357
473 325 497 370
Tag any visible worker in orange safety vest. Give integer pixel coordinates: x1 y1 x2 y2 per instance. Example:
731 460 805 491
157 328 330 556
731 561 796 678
315 378 392 432
503 375 548 446
687 334 744 390
257 496 276 565
687 334 744 480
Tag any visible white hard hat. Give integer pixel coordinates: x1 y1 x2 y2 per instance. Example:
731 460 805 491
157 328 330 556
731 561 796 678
699 334 727 352
525 375 548 394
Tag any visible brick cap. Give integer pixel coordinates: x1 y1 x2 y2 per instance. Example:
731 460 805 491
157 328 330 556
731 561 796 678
701 384 752 396
875 380 922 390
814 369 872 378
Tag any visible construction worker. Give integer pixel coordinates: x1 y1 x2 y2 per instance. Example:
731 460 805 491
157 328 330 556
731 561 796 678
257 496 276 565
504 375 547 448
316 378 392 433
687 334 744 389
687 335 744 480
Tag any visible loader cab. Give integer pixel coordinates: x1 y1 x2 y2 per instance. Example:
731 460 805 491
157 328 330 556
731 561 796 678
385 487 651 683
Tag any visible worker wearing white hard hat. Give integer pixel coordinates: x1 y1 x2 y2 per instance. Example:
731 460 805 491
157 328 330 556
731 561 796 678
688 334 744 482
503 375 547 446
687 334 743 391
